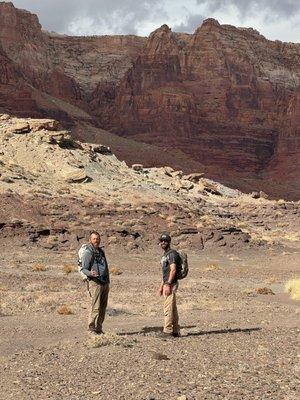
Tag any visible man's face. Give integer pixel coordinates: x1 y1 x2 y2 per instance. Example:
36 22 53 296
160 239 170 251
90 233 101 248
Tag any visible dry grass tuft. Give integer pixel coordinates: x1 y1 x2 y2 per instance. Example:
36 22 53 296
57 305 73 315
63 265 76 274
284 279 300 301
256 287 275 295
110 266 122 276
89 333 135 348
32 264 47 272
108 236 118 245
266 276 280 284
199 215 214 227
204 263 219 272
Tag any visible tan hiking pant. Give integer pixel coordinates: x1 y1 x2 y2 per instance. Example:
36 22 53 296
163 283 179 334
88 281 109 333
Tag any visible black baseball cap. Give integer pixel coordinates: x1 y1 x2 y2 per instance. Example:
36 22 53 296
159 233 171 242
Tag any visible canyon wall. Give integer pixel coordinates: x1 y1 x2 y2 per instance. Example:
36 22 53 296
0 2 299 198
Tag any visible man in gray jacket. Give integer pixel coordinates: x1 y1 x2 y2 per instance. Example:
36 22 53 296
80 231 110 334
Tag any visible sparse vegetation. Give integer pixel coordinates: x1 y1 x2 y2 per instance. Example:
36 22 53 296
199 215 215 226
57 305 73 315
256 287 275 295
204 263 219 271
285 279 300 300
32 263 47 272
110 266 122 276
63 265 76 274
89 333 135 348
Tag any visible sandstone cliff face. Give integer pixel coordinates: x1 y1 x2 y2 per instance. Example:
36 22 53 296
0 1 83 116
0 3 299 199
107 19 300 197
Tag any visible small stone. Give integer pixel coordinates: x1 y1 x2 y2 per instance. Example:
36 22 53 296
132 164 143 172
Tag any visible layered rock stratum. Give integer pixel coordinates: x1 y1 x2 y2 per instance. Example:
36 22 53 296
0 113 299 253
0 2 299 199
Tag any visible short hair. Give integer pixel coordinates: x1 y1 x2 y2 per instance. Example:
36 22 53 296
90 231 100 238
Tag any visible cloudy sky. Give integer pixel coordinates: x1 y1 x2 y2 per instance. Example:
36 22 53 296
7 0 300 42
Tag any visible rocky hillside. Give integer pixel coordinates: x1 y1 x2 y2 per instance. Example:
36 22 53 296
0 2 299 199
0 113 299 253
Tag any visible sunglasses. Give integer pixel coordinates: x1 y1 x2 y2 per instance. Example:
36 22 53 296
160 239 170 243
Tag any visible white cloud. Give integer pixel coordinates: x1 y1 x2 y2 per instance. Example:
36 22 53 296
5 0 300 42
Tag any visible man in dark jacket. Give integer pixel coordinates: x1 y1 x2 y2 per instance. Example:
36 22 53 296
158 233 181 337
80 231 110 334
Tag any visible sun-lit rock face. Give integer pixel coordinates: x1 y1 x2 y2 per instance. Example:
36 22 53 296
0 3 299 199
104 20 300 199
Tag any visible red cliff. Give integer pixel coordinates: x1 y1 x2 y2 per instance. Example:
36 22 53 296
0 3 299 199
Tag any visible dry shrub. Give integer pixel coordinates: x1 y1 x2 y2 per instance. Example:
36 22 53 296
108 236 118 245
63 265 76 274
204 263 219 271
266 276 280 284
32 264 47 272
89 333 135 348
110 266 122 276
256 287 275 295
277 222 289 228
284 233 300 242
57 305 73 315
199 215 214 226
285 279 300 301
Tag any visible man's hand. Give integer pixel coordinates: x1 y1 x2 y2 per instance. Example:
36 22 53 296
158 284 164 296
163 284 172 296
91 270 99 277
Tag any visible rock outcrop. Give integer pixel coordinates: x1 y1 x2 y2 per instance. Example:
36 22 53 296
0 3 299 199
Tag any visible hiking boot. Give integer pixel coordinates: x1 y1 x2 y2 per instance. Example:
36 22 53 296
88 329 104 336
172 332 180 338
157 331 173 339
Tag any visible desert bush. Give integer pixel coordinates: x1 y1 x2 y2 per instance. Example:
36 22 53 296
89 333 135 348
108 236 118 245
285 279 300 301
256 287 275 295
57 305 73 315
63 265 76 274
204 263 219 271
110 266 122 276
32 264 47 272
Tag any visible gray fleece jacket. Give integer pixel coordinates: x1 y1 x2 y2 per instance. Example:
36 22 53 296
80 245 109 284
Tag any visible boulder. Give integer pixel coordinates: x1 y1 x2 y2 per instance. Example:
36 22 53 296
92 144 112 155
172 170 183 179
132 164 143 172
163 166 174 177
199 180 222 196
175 180 194 191
29 119 59 132
183 172 204 183
62 169 88 183
10 122 30 134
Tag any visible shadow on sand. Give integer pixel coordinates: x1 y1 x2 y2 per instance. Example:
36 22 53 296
118 326 261 337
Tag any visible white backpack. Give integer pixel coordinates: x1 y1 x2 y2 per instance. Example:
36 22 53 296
78 244 93 281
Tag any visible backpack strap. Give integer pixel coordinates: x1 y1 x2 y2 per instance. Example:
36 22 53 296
85 244 95 270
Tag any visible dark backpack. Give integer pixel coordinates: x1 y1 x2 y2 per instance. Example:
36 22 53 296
165 249 189 280
177 250 189 279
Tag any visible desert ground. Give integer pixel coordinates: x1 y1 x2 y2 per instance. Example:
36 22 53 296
0 115 299 399
0 244 299 400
